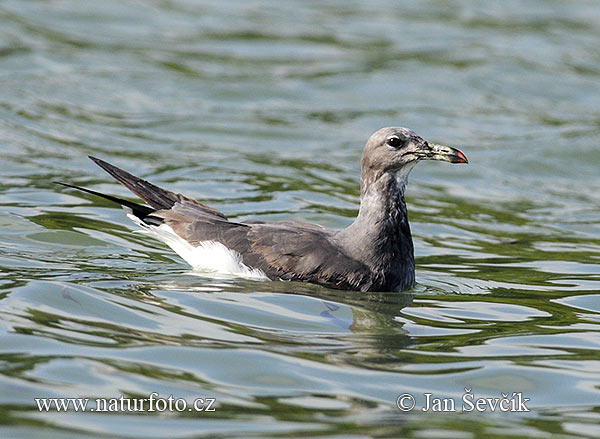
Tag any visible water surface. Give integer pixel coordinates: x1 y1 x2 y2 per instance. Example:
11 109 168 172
1 1 600 438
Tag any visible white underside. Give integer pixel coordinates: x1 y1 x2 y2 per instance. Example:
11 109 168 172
125 209 268 280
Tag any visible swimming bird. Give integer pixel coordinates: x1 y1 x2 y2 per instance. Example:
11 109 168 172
60 127 467 292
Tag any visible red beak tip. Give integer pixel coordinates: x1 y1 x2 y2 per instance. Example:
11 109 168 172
456 150 468 164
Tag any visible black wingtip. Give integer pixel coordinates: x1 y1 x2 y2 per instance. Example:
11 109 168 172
88 155 111 171
54 181 80 190
88 156 120 175
86 155 186 211
57 181 156 218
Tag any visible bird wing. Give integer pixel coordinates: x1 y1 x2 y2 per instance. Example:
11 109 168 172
71 156 375 291
156 203 374 291
246 222 374 291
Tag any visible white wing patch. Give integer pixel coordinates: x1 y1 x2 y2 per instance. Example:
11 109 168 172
124 208 268 280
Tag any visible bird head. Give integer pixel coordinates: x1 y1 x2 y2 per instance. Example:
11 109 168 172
362 127 468 180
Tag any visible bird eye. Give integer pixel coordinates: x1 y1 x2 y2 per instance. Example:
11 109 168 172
386 136 402 148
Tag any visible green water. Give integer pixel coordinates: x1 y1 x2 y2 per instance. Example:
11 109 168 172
1 1 600 438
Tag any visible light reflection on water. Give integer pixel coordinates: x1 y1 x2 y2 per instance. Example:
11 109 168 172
1 0 600 437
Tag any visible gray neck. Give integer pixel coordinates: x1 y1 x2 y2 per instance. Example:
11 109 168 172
337 166 416 290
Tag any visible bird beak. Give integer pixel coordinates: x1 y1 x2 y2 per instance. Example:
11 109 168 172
421 142 468 164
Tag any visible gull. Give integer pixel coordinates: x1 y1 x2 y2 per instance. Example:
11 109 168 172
60 127 467 292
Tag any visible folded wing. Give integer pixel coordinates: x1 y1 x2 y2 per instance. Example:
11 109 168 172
64 157 375 291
